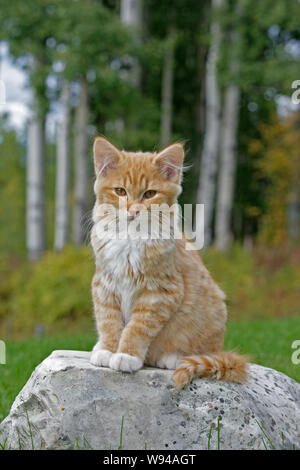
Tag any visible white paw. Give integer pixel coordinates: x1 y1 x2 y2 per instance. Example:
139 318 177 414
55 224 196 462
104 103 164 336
156 354 181 370
109 353 143 372
90 349 112 367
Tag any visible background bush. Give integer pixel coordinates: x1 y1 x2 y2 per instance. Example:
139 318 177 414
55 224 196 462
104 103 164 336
202 244 300 321
1 246 95 337
1 243 300 338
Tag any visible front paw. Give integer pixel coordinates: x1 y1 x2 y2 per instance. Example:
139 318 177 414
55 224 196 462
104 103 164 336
109 353 143 372
90 349 112 367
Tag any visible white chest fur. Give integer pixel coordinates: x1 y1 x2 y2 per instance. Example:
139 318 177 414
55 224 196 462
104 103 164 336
97 238 146 325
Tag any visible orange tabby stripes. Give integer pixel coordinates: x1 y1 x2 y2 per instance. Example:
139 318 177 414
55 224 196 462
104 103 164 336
90 137 248 385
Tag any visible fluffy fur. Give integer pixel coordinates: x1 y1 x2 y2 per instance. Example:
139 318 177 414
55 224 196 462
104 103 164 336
90 137 248 387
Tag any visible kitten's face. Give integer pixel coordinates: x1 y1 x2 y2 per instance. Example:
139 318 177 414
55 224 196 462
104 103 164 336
93 138 184 222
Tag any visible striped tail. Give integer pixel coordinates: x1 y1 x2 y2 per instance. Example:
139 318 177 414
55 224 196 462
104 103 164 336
172 352 249 388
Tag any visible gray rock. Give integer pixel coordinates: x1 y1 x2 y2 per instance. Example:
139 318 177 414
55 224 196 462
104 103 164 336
0 350 299 450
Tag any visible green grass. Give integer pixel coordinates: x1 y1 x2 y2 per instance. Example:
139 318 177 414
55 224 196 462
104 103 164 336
0 318 299 423
224 317 300 381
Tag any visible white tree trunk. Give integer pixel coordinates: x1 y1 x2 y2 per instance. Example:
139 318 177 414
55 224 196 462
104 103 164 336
54 81 71 251
160 27 175 149
26 107 46 261
193 2 211 202
196 0 223 246
120 0 143 87
120 0 142 26
215 3 241 251
73 77 89 246
215 84 240 250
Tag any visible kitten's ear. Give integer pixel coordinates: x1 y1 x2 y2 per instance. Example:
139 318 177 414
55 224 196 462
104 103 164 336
93 137 121 176
155 143 184 181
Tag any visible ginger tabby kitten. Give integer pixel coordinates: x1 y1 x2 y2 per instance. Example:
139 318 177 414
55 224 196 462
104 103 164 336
90 137 248 387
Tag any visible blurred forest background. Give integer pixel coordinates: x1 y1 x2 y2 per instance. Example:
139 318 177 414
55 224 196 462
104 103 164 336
0 0 300 340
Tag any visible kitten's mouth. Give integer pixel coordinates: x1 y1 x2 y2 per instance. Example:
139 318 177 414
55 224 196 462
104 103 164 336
125 211 149 223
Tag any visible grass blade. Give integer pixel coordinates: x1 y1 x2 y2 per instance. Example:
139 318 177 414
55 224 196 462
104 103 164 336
83 435 93 450
16 428 22 450
207 424 213 450
261 437 268 450
24 405 34 450
281 432 285 449
0 437 7 450
117 416 124 450
255 419 276 450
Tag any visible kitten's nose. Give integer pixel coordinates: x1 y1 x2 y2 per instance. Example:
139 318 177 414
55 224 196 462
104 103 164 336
128 208 140 219
128 203 144 219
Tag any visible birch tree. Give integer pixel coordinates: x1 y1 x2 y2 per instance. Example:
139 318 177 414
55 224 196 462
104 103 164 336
62 1 130 244
26 53 49 261
160 26 176 148
26 98 46 261
196 0 223 246
120 0 143 87
54 81 71 251
0 2 55 260
215 85 240 250
215 3 241 250
73 76 89 246
193 0 211 200
121 0 143 31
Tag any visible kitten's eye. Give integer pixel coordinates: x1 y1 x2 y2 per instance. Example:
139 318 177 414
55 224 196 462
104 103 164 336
114 188 127 196
143 190 157 199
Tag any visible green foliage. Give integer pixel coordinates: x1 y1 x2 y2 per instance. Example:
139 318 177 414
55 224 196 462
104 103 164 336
0 122 25 255
249 112 300 244
4 246 94 336
202 244 256 315
0 0 59 114
218 0 300 94
218 0 300 242
202 244 300 321
1 244 300 338
0 254 24 321
1 0 300 242
55 0 132 80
